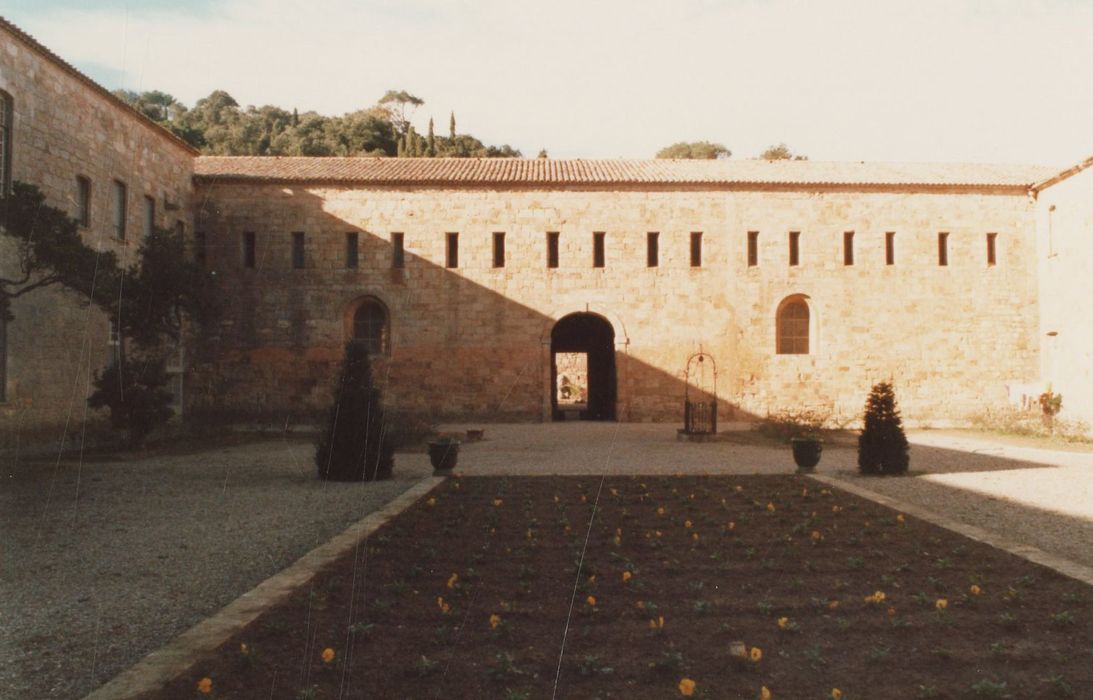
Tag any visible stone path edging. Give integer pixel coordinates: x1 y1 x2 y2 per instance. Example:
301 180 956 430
84 476 446 700
808 473 1093 587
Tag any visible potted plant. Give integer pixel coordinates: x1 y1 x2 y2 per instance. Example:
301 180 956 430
790 433 823 473
428 436 460 473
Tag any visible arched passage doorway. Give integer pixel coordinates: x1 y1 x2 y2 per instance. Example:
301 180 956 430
551 313 616 421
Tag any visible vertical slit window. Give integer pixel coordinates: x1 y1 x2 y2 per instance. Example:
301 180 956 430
885 232 895 265
493 232 506 268
592 231 605 268
690 231 703 267
446 232 459 268
346 232 359 269
292 232 305 269
747 231 759 267
788 231 800 266
938 232 949 266
76 176 91 227
843 231 855 266
113 180 127 240
647 232 659 268
0 91 11 197
243 231 256 268
986 232 997 266
391 232 405 268
547 232 560 268
143 195 155 237
195 231 207 265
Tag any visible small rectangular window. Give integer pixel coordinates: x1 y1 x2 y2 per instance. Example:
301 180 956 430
446 232 459 268
593 231 605 268
747 231 759 267
243 231 256 268
788 231 800 266
986 232 997 266
0 91 11 197
885 232 895 265
493 232 506 268
113 180 127 240
391 232 405 268
843 231 854 266
346 232 359 269
76 176 91 227
195 231 207 265
690 231 703 268
647 232 659 268
292 232 306 269
547 232 560 268
938 232 949 266
143 195 155 238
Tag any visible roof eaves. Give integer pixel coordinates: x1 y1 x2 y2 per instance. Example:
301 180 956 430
1030 155 1093 193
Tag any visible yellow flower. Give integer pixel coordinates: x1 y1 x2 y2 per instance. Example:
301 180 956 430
657 507 666 516
622 571 632 583
727 521 736 531
766 502 776 512
810 530 823 543
426 497 436 506
936 598 948 610
777 616 790 629
750 646 763 662
649 615 665 630
887 607 897 617
896 513 906 525
678 678 696 696
735 485 744 493
493 498 503 507
197 677 213 694
832 505 842 514
240 643 250 655
437 596 450 614
832 689 843 700
692 532 700 541
321 647 335 663
447 573 458 589
489 613 501 629
761 685 772 700
864 590 886 605
828 600 840 610
586 595 597 607
970 585 982 596
684 519 693 528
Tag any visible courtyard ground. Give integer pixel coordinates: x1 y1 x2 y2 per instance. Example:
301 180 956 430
1 424 1090 698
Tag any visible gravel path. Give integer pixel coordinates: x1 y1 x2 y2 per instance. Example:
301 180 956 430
0 438 431 700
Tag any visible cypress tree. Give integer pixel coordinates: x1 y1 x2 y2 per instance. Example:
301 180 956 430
449 111 456 139
315 342 394 481
397 134 406 158
427 117 436 157
857 381 910 475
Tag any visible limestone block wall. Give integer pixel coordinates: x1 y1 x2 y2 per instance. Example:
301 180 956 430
0 24 196 443
1036 168 1093 429
193 182 1039 426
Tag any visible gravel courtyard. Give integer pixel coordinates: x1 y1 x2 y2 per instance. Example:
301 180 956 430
0 438 432 700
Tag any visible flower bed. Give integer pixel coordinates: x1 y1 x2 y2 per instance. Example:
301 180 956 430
150 476 1091 699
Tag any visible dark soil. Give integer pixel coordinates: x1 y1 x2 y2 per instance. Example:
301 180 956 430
149 475 1092 699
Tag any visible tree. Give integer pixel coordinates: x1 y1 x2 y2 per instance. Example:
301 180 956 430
378 89 424 135
759 143 808 161
655 141 731 159
315 342 394 481
858 382 910 475
449 111 456 140
0 182 120 323
537 149 549 159
87 358 174 447
427 117 436 157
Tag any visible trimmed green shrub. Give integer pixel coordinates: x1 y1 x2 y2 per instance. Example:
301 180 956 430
87 358 174 447
315 342 394 481
858 381 909 475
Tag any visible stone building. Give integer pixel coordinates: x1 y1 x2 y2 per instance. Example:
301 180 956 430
2 15 1092 443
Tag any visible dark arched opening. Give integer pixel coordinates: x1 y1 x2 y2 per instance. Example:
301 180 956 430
551 313 616 421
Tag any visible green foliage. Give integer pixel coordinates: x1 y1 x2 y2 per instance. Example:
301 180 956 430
858 381 909 475
315 343 394 481
756 408 828 441
0 181 119 321
655 141 731 159
758 143 808 160
87 357 174 446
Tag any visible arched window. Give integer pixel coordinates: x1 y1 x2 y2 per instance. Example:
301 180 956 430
352 299 389 354
776 296 810 354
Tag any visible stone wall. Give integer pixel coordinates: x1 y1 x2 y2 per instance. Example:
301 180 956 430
1036 167 1093 429
0 24 196 445
192 182 1040 426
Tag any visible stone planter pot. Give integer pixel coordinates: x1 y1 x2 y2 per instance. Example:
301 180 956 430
790 437 823 473
428 440 460 473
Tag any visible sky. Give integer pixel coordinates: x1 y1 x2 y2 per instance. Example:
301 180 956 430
5 0 1093 164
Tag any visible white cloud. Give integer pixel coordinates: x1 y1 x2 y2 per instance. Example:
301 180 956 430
9 0 1093 163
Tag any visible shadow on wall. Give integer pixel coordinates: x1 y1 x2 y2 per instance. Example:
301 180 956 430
188 186 751 426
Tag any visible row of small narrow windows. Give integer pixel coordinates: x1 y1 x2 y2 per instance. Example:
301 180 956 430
214 230 1000 271
73 175 184 240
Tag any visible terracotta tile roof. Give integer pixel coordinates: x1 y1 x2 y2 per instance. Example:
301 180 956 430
0 15 198 155
193 156 1057 189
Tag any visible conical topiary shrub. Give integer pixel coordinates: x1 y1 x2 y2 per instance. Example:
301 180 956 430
315 342 394 481
858 381 909 475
